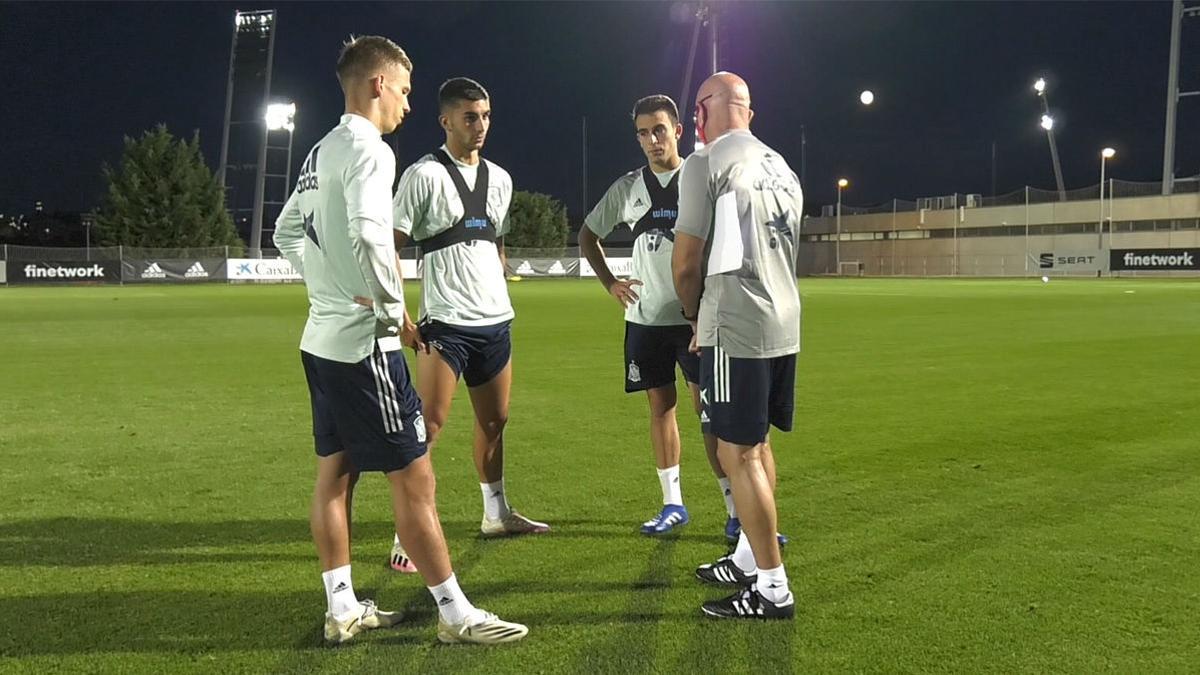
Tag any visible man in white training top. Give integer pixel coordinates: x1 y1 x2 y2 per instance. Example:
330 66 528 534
274 37 526 644
673 71 803 620
387 77 549 573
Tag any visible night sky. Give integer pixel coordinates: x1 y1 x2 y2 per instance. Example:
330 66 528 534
0 1 1183 220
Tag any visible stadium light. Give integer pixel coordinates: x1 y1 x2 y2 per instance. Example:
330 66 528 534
836 178 849 270
265 102 296 131
860 90 874 106
1100 147 1117 254
1032 76 1066 200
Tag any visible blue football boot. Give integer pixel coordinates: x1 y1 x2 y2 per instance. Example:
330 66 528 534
641 504 689 535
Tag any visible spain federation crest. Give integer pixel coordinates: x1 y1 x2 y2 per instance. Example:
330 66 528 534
627 361 641 383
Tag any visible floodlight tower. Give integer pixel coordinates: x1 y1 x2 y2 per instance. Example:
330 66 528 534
1033 77 1067 202
218 9 278 256
256 102 296 252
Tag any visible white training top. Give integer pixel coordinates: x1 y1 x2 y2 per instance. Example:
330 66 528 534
392 146 514 326
274 113 406 363
584 166 686 326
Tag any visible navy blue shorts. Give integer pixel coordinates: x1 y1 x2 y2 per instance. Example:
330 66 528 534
301 343 428 473
700 346 796 446
624 322 700 393
419 319 512 387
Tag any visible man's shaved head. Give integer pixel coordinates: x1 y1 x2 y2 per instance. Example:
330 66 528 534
694 71 753 144
696 72 751 109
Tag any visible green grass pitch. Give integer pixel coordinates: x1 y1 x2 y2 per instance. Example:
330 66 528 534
1 278 1198 673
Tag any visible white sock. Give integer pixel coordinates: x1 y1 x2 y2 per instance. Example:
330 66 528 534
428 573 479 625
756 565 792 604
321 565 360 619
657 465 682 506
731 530 758 573
481 480 510 521
718 476 736 517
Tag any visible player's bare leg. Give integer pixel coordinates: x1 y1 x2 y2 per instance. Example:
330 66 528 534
386 454 453 584
467 360 511 483
719 441 780 570
314 451 402 642
469 360 548 536
391 347 458 572
646 384 682 470
698 440 794 619
641 384 689 534
386 453 528 644
313 452 356 572
415 347 461 451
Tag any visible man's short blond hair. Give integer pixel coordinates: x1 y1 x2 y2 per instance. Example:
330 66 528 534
336 35 412 85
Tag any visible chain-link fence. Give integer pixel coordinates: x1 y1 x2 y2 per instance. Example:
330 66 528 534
830 180 1200 214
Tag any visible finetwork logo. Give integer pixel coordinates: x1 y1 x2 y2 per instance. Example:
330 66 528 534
23 263 106 279
184 262 209 279
141 262 166 279
1123 250 1194 268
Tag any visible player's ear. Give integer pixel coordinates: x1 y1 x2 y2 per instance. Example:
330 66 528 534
674 122 683 140
747 108 754 124
438 113 451 132
371 74 385 99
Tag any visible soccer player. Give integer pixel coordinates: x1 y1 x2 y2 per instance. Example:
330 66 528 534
578 94 725 535
274 36 527 644
672 72 803 620
387 77 548 572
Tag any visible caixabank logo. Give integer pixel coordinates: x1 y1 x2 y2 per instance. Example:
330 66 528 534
1111 248 1199 271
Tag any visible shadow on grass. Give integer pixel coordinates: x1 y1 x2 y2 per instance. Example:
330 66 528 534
0 516 723 568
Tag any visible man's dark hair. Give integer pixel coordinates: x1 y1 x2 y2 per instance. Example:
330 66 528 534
439 77 489 112
336 35 412 85
631 95 679 124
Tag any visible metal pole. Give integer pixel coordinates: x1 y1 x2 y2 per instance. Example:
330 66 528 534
284 128 294 193
1098 156 1106 249
250 124 269 259
1039 93 1067 201
836 187 842 272
248 10 277 259
581 116 588 216
990 140 997 197
679 6 704 122
1163 0 1183 195
710 7 718 73
1024 186 1030 274
800 125 807 189
891 198 897 276
1104 176 1113 260
217 11 239 194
